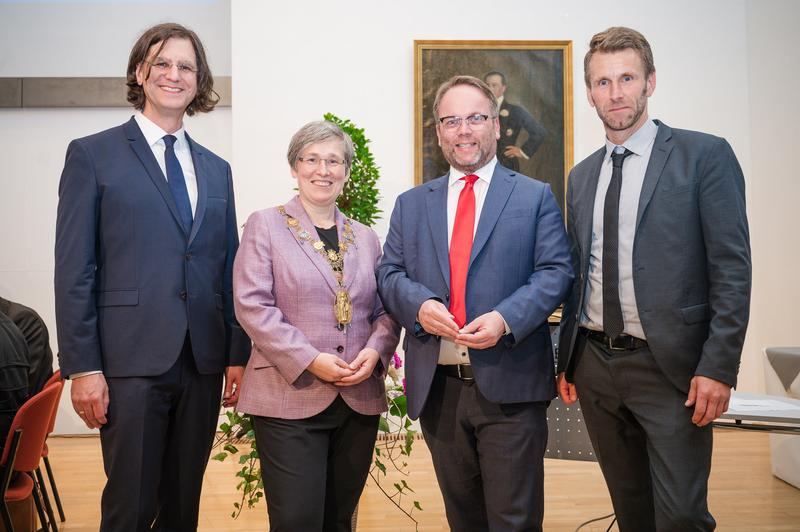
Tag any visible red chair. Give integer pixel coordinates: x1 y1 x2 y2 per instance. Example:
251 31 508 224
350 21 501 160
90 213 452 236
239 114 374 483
37 371 65 524
0 381 62 532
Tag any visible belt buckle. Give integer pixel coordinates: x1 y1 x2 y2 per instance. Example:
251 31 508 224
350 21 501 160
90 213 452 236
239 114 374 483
457 364 474 380
605 337 628 351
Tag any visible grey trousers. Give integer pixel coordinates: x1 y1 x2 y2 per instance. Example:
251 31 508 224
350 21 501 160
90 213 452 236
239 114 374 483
573 334 716 532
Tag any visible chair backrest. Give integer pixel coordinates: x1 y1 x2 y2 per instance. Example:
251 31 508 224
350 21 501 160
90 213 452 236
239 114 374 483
42 369 61 390
43 369 63 434
1 380 62 471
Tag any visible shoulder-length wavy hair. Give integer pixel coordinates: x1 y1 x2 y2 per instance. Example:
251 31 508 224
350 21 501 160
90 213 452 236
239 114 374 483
126 22 219 116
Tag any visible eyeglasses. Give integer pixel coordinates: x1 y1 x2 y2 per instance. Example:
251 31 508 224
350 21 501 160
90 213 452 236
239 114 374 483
297 156 345 169
438 114 494 130
145 59 198 76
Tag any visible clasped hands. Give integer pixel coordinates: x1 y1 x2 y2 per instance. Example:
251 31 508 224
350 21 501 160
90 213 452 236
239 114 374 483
417 299 505 349
308 347 380 386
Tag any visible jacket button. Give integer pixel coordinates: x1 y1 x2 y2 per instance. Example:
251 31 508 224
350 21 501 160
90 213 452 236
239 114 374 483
336 345 344 353
185 253 192 261
180 290 187 300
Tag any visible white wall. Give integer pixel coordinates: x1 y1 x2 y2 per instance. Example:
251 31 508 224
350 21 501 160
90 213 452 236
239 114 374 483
744 0 800 386
232 0 790 394
0 0 232 434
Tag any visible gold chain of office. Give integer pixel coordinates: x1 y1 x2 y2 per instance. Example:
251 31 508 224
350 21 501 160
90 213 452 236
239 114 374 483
278 206 355 327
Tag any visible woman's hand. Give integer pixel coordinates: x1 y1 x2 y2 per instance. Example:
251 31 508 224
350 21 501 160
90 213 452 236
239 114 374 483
308 352 354 382
336 348 380 387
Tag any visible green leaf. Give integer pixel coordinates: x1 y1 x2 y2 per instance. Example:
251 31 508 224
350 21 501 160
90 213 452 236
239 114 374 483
223 444 239 454
378 415 390 433
211 452 228 462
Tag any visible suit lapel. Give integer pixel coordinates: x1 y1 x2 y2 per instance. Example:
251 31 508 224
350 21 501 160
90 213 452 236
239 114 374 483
125 118 189 237
425 177 451 289
636 121 673 229
186 134 207 246
338 209 359 291
284 197 339 295
577 149 605 268
469 166 514 268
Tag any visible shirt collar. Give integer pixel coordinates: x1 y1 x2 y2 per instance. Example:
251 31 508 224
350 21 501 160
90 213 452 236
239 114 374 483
604 118 658 160
134 111 188 149
448 156 498 188
496 95 504 108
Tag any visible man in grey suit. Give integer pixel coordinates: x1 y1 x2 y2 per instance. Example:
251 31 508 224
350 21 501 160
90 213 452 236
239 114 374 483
557 27 751 531
378 75 572 531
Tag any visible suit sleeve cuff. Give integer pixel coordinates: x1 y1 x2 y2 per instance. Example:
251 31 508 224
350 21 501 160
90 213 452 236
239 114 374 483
69 370 103 380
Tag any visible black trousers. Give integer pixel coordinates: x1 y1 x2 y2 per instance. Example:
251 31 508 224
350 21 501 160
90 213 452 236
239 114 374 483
420 368 549 532
573 334 716 532
252 395 379 532
99 336 223 532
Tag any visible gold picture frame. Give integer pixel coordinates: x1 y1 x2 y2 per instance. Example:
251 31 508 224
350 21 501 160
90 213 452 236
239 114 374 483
414 40 573 214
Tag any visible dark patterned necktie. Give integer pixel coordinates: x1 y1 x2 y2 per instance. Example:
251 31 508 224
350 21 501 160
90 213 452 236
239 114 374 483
602 148 634 339
163 134 193 233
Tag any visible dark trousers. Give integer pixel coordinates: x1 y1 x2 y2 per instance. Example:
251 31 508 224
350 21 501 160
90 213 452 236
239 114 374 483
99 336 223 532
252 395 379 532
573 334 716 532
419 368 548 532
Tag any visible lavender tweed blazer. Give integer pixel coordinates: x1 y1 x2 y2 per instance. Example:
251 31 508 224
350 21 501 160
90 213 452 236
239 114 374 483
233 196 400 419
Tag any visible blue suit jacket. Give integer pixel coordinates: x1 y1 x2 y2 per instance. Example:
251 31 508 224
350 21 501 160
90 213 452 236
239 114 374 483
54 117 250 377
558 121 751 392
377 164 573 419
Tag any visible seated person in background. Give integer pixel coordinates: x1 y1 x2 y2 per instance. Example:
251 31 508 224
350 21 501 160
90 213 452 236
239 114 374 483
0 312 30 449
0 296 54 394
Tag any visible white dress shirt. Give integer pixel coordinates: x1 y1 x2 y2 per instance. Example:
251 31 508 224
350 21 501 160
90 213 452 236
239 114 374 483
134 112 198 216
438 157 497 365
581 119 658 340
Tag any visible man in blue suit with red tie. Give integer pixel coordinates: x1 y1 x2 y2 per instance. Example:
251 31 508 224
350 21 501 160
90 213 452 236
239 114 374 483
377 75 572 531
54 23 249 531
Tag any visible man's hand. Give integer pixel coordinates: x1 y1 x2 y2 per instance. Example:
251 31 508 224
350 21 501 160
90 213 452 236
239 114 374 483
71 373 109 429
336 348 380 387
557 372 578 404
455 311 505 349
417 299 459 340
504 146 527 159
308 353 354 383
223 366 244 407
685 375 731 426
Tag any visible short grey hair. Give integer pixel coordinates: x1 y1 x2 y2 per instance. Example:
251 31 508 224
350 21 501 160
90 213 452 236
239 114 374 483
432 75 498 121
287 121 355 174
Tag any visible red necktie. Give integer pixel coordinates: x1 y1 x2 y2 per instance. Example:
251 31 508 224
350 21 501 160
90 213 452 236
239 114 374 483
449 174 479 328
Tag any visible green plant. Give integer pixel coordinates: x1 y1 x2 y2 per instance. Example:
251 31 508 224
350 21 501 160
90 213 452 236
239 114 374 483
212 114 420 527
325 112 382 226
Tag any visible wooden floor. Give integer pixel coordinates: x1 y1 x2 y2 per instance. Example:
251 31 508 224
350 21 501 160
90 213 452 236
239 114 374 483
43 429 799 531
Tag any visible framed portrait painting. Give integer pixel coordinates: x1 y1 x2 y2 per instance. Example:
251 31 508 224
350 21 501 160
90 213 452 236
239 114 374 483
414 40 573 214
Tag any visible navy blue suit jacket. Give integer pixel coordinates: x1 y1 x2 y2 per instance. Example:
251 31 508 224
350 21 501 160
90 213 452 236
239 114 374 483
377 164 573 419
55 117 249 378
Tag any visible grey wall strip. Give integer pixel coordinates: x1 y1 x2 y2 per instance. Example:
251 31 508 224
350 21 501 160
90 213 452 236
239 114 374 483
0 77 231 108
0 78 23 107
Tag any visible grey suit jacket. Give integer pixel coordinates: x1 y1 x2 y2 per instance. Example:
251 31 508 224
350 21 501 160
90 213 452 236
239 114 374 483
558 120 751 392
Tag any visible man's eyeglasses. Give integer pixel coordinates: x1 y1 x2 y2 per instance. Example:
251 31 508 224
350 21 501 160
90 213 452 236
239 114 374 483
438 114 494 130
297 156 345 169
146 59 198 76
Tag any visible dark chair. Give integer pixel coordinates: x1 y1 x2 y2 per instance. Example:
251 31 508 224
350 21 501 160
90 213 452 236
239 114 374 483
0 381 62 532
37 371 65 524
